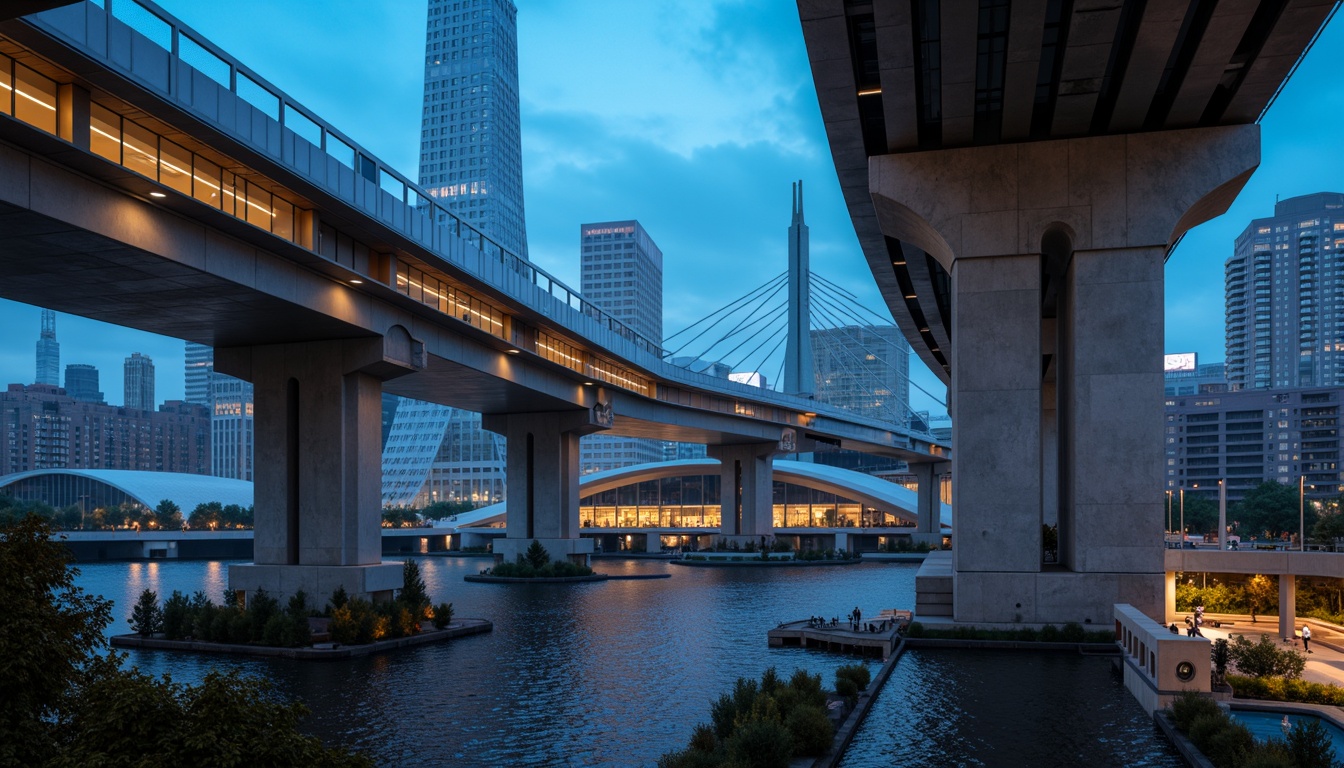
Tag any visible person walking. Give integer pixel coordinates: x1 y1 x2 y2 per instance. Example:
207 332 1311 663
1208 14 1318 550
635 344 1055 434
1303 624 1312 653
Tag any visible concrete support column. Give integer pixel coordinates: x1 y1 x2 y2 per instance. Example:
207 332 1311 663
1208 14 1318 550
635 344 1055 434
216 331 424 605
645 532 662 554
707 442 778 546
871 124 1260 626
1164 571 1176 626
912 461 947 547
1279 575 1297 643
482 409 607 565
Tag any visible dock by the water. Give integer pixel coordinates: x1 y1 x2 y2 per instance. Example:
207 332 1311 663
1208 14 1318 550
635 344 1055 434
768 612 909 658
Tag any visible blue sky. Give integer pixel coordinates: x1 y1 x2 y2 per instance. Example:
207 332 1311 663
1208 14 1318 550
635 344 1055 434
1 1 1341 417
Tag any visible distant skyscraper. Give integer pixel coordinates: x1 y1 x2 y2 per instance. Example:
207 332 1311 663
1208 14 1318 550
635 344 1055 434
183 342 254 481
123 352 155 411
811 325 910 422
419 0 527 257
579 220 665 473
35 309 58 386
381 0 528 506
64 363 103 404
184 342 213 406
1226 192 1344 390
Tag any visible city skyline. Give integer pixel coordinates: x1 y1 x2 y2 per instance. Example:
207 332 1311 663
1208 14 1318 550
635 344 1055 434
0 2 1340 417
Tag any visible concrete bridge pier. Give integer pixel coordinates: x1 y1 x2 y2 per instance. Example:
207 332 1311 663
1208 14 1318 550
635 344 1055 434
912 461 946 547
708 443 778 549
1280 575 1297 643
482 409 608 565
216 330 425 607
872 125 1261 625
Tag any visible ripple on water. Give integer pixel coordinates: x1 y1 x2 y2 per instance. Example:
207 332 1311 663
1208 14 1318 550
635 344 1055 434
73 558 1179 767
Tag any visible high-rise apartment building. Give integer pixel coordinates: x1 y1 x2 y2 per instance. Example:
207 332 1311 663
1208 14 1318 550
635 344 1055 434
811 325 910 423
419 0 527 258
0 384 209 475
35 309 58 386
1164 386 1342 505
183 342 254 481
184 342 213 406
579 220 665 473
123 352 155 411
1226 192 1344 390
381 0 528 507
64 363 103 404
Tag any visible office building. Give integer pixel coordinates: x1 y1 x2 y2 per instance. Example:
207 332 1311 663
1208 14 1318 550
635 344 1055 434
579 220 665 473
123 352 155 412
419 0 527 258
63 363 103 404
811 325 910 423
379 0 528 507
0 383 209 475
184 342 213 406
1164 353 1228 397
35 309 58 386
1164 386 1341 506
183 342 254 481
1225 192 1344 390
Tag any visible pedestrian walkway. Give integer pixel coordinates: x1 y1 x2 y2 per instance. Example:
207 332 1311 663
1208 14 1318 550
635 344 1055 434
1193 617 1344 688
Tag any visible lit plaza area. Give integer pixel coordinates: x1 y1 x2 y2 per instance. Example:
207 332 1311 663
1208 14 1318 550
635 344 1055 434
2 0 1344 766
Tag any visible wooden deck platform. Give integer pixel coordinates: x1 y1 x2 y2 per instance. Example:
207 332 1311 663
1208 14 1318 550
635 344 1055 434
768 611 910 658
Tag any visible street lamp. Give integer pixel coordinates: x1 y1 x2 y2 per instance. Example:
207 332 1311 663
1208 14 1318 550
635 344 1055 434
1179 488 1185 547
1300 476 1307 552
1166 490 1173 537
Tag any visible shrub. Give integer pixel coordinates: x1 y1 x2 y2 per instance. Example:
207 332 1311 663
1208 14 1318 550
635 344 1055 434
524 540 550 570
1188 712 1227 752
261 613 292 647
1060 622 1086 642
1171 691 1222 732
784 704 834 756
432 602 454 629
1230 634 1305 679
397 560 431 620
835 676 859 706
656 749 720 768
329 605 356 645
328 585 349 612
1287 719 1338 768
724 718 792 768
1211 638 1230 684
710 677 758 738
247 588 280 642
1039 624 1061 641
129 588 162 636
905 621 925 638
1242 748 1295 768
836 664 871 692
787 669 827 709
161 590 191 640
1204 720 1254 767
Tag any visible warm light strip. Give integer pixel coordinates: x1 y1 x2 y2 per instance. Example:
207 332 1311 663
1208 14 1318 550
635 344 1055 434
15 88 55 110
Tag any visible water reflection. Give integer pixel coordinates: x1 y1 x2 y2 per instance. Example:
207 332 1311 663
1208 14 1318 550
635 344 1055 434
72 558 1180 767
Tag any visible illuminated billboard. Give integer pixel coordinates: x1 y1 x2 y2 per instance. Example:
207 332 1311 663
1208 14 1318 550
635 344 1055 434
1164 353 1196 372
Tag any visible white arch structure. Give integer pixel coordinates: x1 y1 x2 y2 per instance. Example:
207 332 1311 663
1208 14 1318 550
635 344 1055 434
440 458 951 531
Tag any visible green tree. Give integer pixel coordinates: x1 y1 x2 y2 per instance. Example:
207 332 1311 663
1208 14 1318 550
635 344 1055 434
1287 719 1337 768
53 505 84 531
153 499 182 530
129 589 162 637
1311 505 1344 548
397 560 431 620
1245 574 1277 623
189 500 223 529
1233 481 1306 539
1229 634 1305 678
524 540 551 570
0 514 113 766
1180 494 1220 536
0 515 371 766
421 500 475 519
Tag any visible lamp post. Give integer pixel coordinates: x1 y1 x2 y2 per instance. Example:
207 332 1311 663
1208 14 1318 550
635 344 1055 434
1166 490 1173 538
1179 488 1185 547
1218 479 1227 551
1300 476 1306 551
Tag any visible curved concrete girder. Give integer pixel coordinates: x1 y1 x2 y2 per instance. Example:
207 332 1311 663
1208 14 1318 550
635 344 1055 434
869 124 1261 272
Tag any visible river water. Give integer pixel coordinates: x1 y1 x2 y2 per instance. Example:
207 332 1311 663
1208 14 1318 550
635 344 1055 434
74 557 1182 767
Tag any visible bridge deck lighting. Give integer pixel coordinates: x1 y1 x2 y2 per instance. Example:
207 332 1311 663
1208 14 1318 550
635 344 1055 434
348 278 363 284
903 293 917 299
583 381 595 386
857 88 882 96
505 348 519 354
148 191 166 198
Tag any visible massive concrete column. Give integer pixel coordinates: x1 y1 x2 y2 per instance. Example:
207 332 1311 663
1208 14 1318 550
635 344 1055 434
912 461 944 547
1279 575 1297 643
481 407 608 565
707 442 779 546
871 125 1260 625
216 329 425 605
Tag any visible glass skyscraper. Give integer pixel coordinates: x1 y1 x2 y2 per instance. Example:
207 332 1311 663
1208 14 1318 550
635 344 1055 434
381 0 528 508
578 220 665 474
1226 192 1344 390
123 352 155 412
184 342 255 481
419 0 527 258
35 309 58 386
